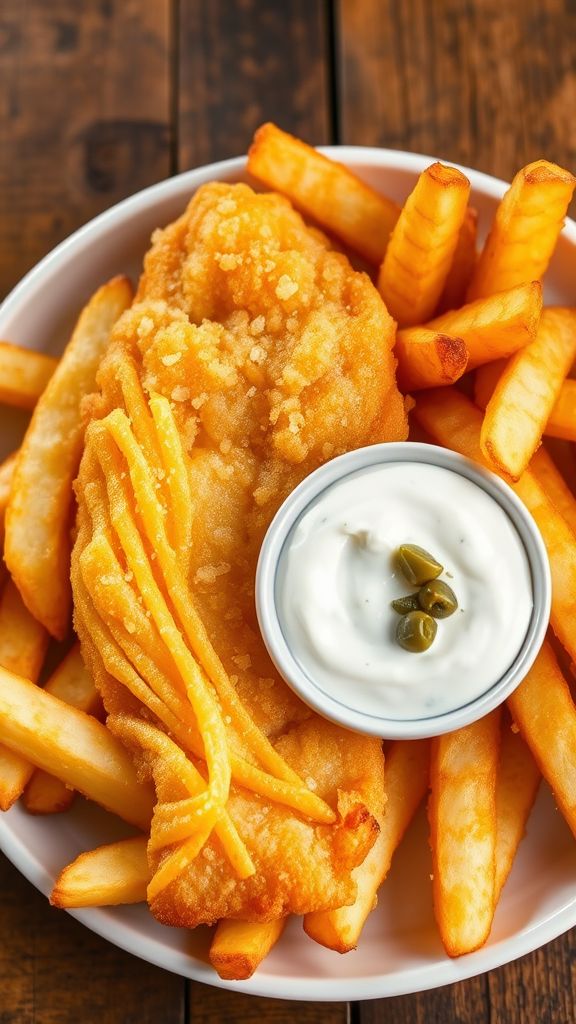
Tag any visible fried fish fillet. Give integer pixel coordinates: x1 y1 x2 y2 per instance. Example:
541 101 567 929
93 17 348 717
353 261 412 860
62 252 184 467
72 182 408 927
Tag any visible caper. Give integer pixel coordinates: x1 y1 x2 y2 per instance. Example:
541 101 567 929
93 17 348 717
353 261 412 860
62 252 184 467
395 544 443 586
396 611 437 653
391 593 421 614
418 579 458 619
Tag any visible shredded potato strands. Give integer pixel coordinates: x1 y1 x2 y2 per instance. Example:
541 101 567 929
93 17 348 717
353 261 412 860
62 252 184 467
79 374 334 900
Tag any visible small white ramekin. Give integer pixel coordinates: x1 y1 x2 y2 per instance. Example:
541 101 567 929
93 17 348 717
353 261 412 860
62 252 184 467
256 441 551 739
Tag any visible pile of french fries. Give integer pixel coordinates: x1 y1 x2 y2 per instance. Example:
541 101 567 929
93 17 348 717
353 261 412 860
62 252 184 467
0 122 576 980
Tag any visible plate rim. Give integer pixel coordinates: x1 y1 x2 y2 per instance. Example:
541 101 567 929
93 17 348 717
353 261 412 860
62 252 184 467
1 145 576 1000
2 804 576 1001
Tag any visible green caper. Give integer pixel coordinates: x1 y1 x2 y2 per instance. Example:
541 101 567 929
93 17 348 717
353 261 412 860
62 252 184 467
395 543 443 586
396 611 437 653
418 579 458 619
391 593 421 614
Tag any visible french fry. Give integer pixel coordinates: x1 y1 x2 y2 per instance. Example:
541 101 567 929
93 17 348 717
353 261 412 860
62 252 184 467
429 711 500 957
24 772 75 816
394 329 468 392
0 451 16 510
494 720 540 901
0 341 58 410
51 837 149 908
513 469 576 669
481 308 576 480
400 282 542 371
529 447 576 537
467 160 576 300
476 363 576 444
436 207 478 314
0 578 49 810
0 452 18 588
304 739 429 952
474 359 506 409
378 162 470 326
413 388 576 668
543 380 576 442
0 665 154 828
24 643 101 815
247 122 400 264
5 276 133 640
507 641 576 839
0 577 48 681
209 919 287 981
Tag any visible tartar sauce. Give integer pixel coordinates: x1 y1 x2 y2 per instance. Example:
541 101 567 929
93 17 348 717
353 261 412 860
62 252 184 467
276 462 533 720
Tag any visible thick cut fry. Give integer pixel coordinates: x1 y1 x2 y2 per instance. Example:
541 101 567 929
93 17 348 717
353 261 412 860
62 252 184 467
0 578 49 809
394 329 468 392
494 722 540 901
477 363 576 444
248 122 400 264
0 453 16 589
468 160 576 300
475 359 506 409
378 162 470 326
436 207 478 314
51 837 150 908
530 447 576 537
401 282 542 370
209 919 287 981
0 451 16 510
413 389 576 668
5 276 133 639
508 642 576 838
0 665 154 828
44 643 98 704
0 577 48 681
429 711 500 957
543 380 576 442
24 643 101 815
0 341 57 410
304 739 429 952
481 308 576 480
24 772 75 815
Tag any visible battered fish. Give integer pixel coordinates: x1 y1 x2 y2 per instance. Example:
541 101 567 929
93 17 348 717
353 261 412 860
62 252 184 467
72 182 408 927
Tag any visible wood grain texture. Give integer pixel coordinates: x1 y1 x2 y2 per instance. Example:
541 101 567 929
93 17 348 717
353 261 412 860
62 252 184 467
337 0 576 181
337 2 576 1021
177 0 331 169
360 976 489 1023
0 852 184 1024
488 932 576 1024
179 3 350 1021
0 0 171 297
1 0 576 1021
188 986 348 1023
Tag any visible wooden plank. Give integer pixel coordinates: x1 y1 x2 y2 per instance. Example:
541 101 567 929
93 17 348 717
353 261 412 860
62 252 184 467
178 4 347 1020
0 3 183 1021
177 0 331 169
188 985 348 1024
336 2 576 1021
0 0 172 297
0 852 184 1024
488 935 576 1024
336 0 576 182
360 977 489 1023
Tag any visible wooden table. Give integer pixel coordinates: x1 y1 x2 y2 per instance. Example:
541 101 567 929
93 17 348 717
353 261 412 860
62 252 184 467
1 2 575 1021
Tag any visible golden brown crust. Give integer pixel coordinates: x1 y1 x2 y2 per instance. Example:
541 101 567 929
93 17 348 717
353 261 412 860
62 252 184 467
72 182 406 927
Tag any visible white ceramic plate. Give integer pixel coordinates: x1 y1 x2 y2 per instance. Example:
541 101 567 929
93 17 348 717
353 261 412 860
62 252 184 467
1 149 576 1002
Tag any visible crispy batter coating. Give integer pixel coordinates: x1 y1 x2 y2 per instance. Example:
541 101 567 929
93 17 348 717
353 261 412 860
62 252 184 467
73 182 407 926
115 716 384 925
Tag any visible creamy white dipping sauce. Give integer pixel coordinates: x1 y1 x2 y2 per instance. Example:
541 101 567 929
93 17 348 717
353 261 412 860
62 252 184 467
276 462 533 720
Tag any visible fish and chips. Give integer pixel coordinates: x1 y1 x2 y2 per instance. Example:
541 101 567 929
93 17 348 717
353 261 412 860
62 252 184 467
1 124 576 979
